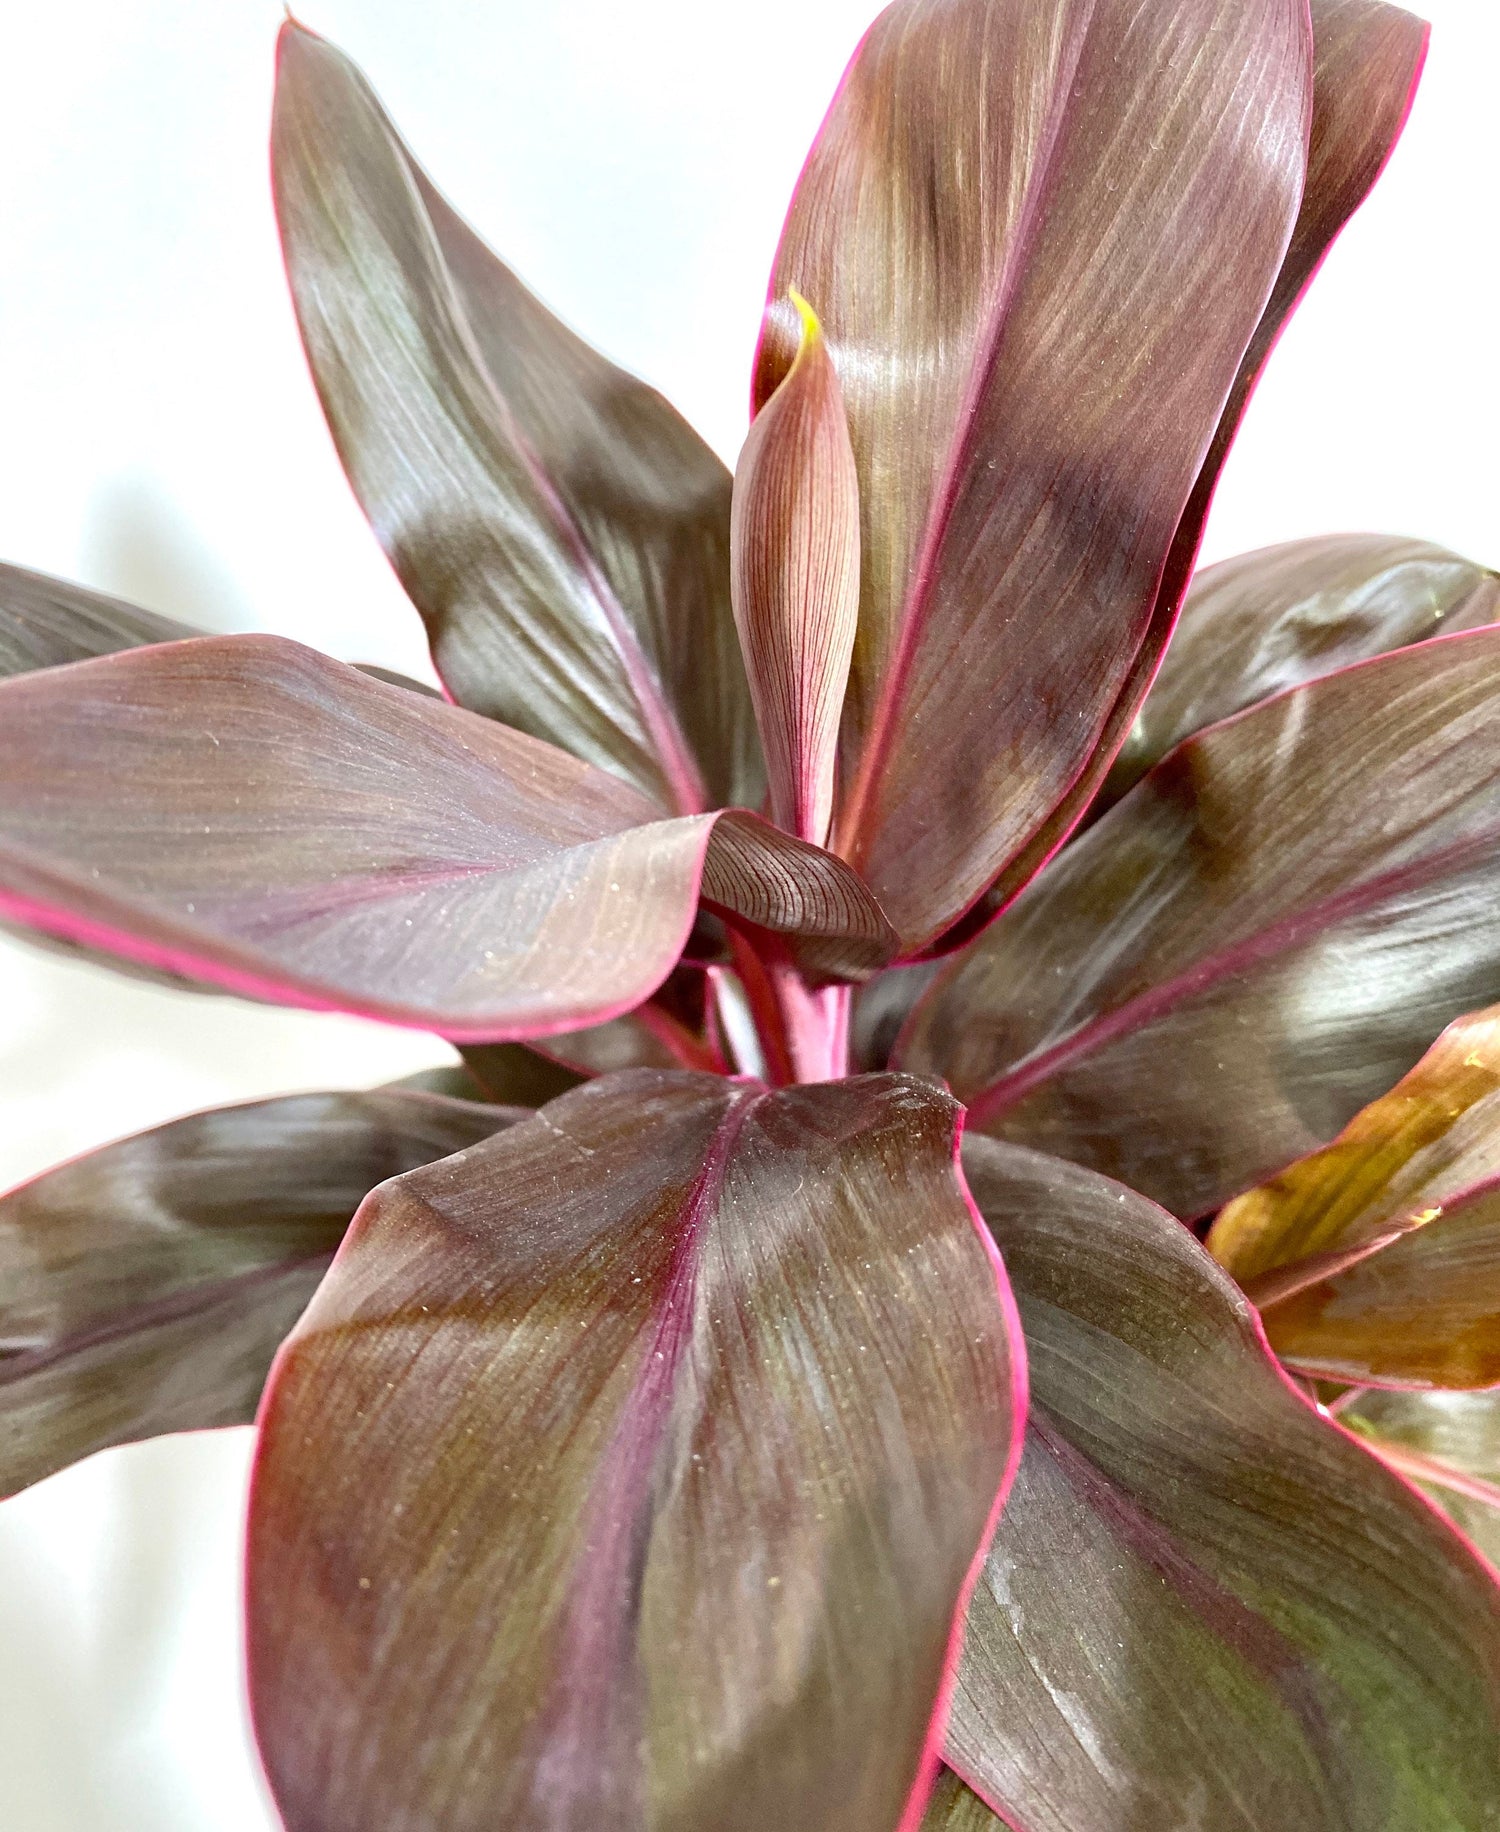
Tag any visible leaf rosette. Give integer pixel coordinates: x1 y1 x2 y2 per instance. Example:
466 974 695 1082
5 0 1500 1826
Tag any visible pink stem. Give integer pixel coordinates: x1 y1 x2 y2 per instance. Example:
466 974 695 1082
768 970 851 1085
727 933 851 1085
1366 1439 1500 1514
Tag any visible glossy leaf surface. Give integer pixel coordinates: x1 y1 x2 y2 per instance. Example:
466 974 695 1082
0 638 893 1038
1100 535 1498 812
934 0 1430 945
0 561 204 676
756 0 1310 946
1210 1003 1500 1384
904 630 1500 1217
948 1137 1500 1831
248 1071 1023 1832
1344 1389 1500 1569
274 21 761 814
0 1089 515 1497
732 294 859 846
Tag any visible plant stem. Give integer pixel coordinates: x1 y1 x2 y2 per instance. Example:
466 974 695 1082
1365 1438 1500 1514
726 935 851 1084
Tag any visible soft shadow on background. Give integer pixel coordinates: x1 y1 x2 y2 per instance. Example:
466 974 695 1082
0 0 1494 1824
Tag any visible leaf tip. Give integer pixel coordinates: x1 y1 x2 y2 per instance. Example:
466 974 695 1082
787 286 822 354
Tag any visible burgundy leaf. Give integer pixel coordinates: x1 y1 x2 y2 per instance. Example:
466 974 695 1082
755 0 1310 947
247 1071 1024 1832
1098 534 1498 814
273 21 761 814
0 638 894 1038
1209 1004 1500 1387
0 561 204 675
0 1089 516 1497
732 293 860 846
941 0 1431 946
902 629 1500 1218
949 1136 1500 1831
1343 1389 1500 1570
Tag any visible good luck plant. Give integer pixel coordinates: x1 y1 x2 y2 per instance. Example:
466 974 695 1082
4 0 1500 1825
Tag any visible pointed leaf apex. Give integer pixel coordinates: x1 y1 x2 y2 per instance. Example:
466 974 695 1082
788 287 823 351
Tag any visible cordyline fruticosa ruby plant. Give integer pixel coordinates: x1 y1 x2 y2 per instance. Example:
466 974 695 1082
5 0 1500 1826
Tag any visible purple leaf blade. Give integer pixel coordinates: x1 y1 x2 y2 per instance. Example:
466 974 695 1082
950 1137 1500 1831
1098 534 1499 816
0 561 206 676
273 21 761 815
757 0 1311 948
0 1089 517 1498
937 0 1432 948
0 637 893 1038
902 628 1500 1218
247 1071 1025 1832
732 293 860 847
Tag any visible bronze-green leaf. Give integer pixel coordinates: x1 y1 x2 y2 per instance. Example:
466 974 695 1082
1209 1004 1500 1388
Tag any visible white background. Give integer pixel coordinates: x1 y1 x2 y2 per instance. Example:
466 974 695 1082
0 0 1494 1824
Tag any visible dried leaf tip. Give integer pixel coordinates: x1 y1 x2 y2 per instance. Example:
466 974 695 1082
732 288 860 848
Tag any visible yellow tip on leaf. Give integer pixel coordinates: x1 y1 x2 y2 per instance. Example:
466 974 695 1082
787 288 822 353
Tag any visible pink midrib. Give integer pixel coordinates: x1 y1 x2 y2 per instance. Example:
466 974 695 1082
835 3 1098 864
966 820 1500 1129
436 211 711 821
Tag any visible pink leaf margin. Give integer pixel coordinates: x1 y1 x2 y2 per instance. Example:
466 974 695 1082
896 1108 1031 1832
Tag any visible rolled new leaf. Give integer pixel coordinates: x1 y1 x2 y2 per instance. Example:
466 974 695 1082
0 637 894 1040
0 1089 517 1497
0 561 205 676
948 1137 1500 1831
732 293 859 847
1209 1004 1500 1386
755 0 1311 947
1097 534 1499 813
902 628 1500 1217
274 21 763 815
1343 1389 1500 1570
247 1071 1024 1832
911 0 1432 947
